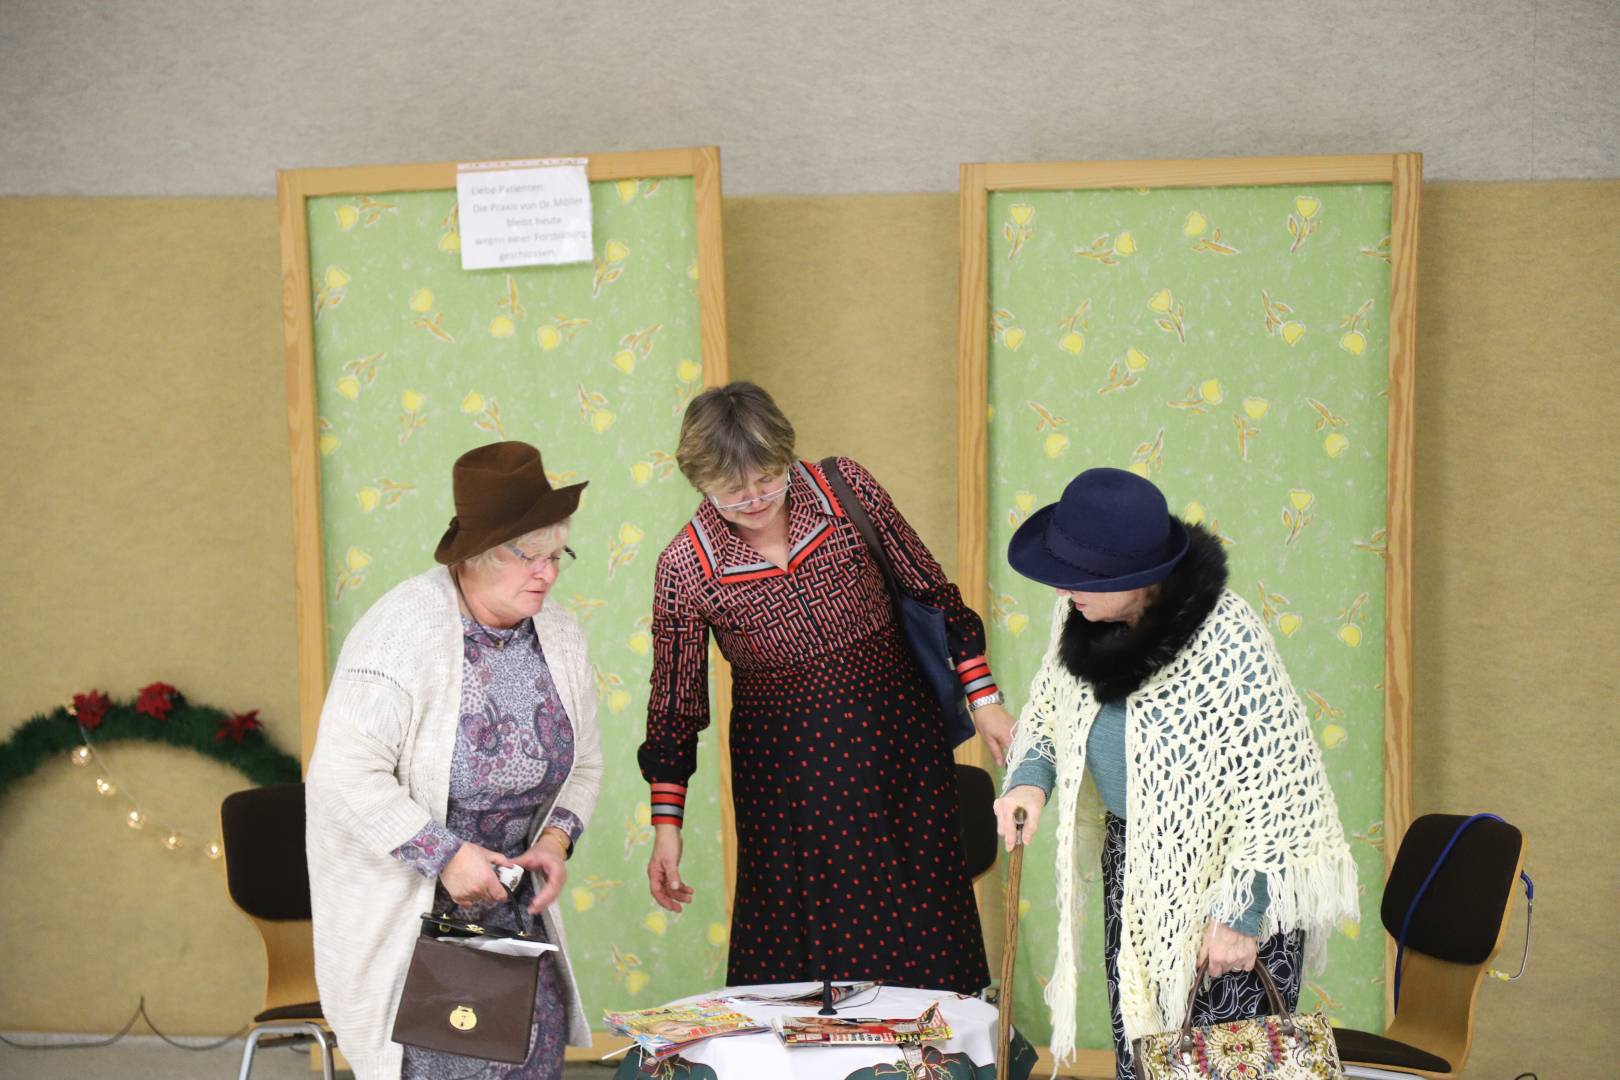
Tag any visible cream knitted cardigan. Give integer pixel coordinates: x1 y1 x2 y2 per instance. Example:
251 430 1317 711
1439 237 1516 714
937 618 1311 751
306 566 603 1080
1005 591 1357 1064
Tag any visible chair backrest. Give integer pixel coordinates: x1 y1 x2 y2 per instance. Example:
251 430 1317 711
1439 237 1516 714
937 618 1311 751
1380 813 1523 962
955 763 999 880
220 783 311 921
1379 812 1526 1073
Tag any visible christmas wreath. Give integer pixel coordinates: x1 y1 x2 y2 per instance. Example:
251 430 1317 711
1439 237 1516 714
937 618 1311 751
0 683 300 803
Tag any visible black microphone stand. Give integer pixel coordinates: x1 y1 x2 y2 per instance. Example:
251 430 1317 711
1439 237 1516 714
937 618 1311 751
818 978 836 1016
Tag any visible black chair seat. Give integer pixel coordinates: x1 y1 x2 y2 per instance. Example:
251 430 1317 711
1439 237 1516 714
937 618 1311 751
1332 1027 1450 1073
254 1001 326 1023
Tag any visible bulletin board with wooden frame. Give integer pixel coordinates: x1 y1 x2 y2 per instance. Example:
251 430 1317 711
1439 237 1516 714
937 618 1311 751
278 147 737 1037
957 153 1419 1073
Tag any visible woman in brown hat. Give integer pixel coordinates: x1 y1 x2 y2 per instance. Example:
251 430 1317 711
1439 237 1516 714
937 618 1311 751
306 441 604 1080
637 382 1014 996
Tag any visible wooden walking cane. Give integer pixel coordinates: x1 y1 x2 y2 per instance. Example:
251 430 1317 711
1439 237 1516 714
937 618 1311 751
996 807 1027 1080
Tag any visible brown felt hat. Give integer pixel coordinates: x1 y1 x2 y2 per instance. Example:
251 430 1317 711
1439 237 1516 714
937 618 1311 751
434 442 587 565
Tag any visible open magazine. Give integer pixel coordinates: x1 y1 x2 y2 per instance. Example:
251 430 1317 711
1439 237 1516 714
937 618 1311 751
775 1001 953 1047
603 999 769 1060
726 981 880 1008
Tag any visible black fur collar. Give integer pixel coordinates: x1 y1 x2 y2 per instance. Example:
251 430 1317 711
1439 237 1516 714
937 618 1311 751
1058 523 1229 703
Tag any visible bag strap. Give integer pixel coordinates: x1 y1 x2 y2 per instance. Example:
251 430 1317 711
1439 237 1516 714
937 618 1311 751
818 457 904 601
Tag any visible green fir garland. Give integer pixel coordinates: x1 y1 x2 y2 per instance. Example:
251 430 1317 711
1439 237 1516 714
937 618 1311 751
0 687 300 802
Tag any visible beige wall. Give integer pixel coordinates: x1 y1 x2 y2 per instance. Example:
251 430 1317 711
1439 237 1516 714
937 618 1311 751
3 0 1618 196
2 183 1617 1074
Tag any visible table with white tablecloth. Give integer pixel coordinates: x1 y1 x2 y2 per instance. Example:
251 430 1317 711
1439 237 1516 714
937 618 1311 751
609 982 1035 1080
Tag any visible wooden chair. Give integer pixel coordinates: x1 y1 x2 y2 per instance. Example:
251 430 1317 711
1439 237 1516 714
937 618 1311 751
955 762 1001 881
1335 813 1528 1078
220 782 336 1080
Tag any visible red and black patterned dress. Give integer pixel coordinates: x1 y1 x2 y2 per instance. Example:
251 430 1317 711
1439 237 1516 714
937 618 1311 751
637 457 997 994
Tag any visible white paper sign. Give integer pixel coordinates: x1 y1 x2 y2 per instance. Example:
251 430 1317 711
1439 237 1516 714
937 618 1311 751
456 158 593 271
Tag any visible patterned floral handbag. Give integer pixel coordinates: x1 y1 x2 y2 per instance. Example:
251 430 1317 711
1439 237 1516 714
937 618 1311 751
1132 963 1344 1079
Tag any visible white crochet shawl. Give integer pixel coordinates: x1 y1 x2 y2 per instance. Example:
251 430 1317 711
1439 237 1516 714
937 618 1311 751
1005 590 1358 1064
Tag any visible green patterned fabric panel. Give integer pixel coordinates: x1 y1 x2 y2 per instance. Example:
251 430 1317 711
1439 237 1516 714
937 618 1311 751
306 176 727 1017
984 184 1392 1047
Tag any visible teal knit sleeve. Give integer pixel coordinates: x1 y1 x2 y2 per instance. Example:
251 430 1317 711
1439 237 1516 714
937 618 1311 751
1005 737 1056 799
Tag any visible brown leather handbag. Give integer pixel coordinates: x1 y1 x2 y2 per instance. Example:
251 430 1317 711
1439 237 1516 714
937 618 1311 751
390 905 550 1064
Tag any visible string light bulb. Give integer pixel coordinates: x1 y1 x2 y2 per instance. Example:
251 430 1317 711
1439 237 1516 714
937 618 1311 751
95 777 117 796
162 833 184 851
204 840 223 861
70 746 91 766
127 809 146 830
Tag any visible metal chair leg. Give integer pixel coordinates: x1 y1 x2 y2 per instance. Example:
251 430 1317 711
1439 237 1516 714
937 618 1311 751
306 1023 336 1080
237 1026 268 1080
236 1022 334 1080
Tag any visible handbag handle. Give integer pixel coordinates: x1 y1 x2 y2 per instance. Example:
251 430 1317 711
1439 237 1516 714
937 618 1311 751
424 885 544 941
1175 961 1296 1064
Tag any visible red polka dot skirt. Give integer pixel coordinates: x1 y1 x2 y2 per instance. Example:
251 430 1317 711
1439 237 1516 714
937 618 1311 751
726 626 990 994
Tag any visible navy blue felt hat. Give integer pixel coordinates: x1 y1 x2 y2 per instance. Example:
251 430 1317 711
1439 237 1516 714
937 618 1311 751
1007 467 1190 592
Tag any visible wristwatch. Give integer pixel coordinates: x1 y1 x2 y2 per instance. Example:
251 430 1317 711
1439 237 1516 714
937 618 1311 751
967 690 1005 712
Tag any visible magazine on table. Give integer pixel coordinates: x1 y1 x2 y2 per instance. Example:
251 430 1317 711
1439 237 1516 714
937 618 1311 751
603 999 769 1060
774 1001 953 1047
726 981 880 1008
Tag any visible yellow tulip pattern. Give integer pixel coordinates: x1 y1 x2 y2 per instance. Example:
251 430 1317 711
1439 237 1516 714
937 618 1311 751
607 523 644 580
1056 300 1090 355
1003 203 1035 260
1073 230 1137 265
1288 195 1322 253
613 324 662 375
1261 290 1306 345
672 358 704 414
562 594 607 622
1149 288 1187 343
987 182 1396 1037
623 803 654 857
592 240 629 298
1185 210 1242 255
537 314 591 352
1338 300 1374 356
991 307 1026 351
356 478 415 513
630 450 678 487
593 665 633 713
334 195 398 232
459 390 508 439
313 266 350 319
576 384 615 433
307 178 725 1015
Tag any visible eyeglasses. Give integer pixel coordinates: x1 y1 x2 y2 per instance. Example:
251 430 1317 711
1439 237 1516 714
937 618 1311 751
503 543 576 572
708 480 790 513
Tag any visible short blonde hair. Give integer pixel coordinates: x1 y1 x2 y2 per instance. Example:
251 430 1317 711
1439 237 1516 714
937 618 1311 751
676 382 796 493
460 518 571 575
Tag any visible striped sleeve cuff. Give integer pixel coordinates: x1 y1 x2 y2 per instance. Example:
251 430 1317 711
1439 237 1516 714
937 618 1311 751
956 655 999 704
650 782 687 827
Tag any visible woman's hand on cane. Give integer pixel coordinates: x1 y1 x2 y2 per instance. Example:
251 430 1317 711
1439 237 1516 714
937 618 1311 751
647 823 694 913
992 785 1047 851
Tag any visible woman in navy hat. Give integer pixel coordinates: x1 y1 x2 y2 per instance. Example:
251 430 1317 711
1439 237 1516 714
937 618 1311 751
992 468 1357 1078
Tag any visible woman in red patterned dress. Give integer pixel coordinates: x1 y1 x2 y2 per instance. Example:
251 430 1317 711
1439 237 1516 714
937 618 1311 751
637 382 1014 994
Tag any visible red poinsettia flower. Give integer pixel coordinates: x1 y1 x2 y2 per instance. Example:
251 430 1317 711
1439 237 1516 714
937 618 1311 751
135 681 178 721
71 690 112 731
216 709 263 744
